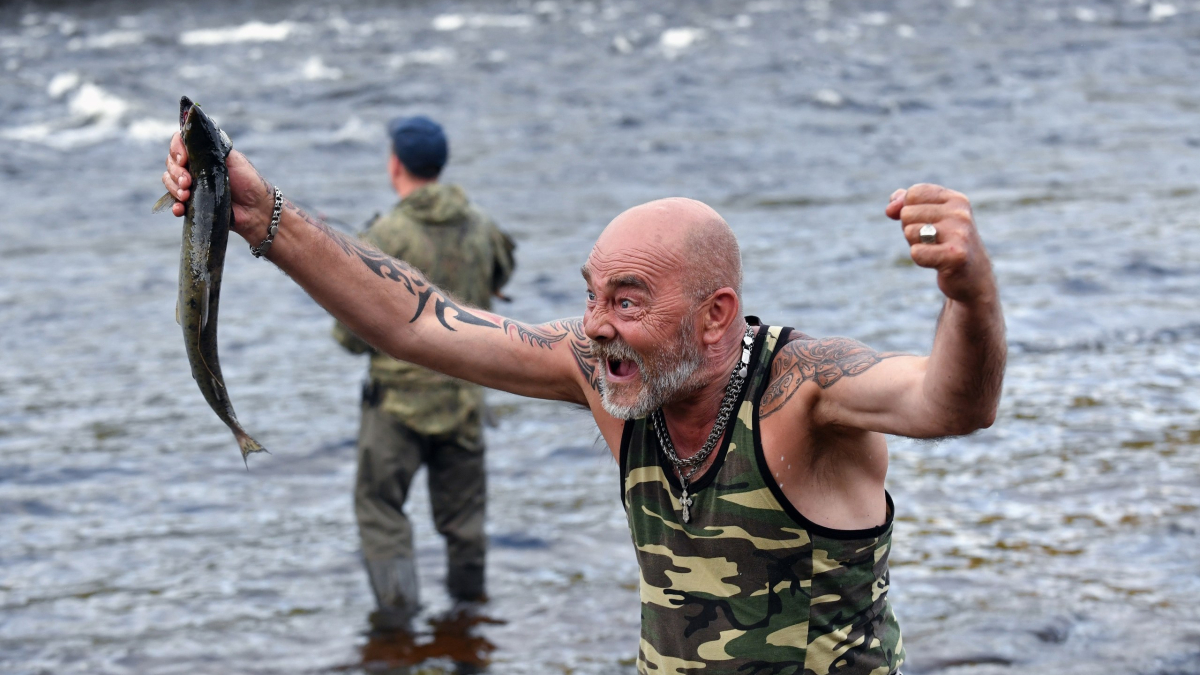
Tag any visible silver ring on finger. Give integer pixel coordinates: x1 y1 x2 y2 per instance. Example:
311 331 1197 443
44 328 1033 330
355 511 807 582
918 224 937 245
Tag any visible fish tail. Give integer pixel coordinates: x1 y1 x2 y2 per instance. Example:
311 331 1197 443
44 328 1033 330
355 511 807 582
235 431 267 466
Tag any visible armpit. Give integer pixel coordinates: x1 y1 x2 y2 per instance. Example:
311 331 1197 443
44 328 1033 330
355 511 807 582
761 334 903 419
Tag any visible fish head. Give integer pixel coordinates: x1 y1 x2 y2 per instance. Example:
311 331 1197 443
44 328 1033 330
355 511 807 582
178 95 233 162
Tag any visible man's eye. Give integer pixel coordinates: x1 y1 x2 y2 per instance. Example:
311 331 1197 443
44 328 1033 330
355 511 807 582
619 299 632 309
587 291 596 301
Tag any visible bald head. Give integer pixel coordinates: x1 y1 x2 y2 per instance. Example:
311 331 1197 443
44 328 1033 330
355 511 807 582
594 197 742 303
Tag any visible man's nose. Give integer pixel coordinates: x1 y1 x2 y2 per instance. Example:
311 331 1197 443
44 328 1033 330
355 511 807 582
583 307 615 342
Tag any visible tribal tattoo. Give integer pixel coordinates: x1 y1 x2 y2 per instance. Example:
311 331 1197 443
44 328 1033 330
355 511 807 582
502 318 600 391
761 333 902 419
412 287 499 330
304 206 498 330
302 206 599 390
502 319 569 349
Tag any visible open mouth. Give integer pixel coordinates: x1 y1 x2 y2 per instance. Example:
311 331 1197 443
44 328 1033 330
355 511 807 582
606 358 640 382
179 96 196 130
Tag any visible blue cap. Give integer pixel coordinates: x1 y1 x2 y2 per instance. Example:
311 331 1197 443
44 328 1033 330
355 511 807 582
388 115 448 179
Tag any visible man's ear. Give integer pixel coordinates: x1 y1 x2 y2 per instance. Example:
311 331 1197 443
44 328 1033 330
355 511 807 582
700 287 740 345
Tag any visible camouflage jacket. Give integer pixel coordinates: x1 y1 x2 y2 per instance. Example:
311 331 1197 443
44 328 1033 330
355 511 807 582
621 322 905 675
333 183 515 435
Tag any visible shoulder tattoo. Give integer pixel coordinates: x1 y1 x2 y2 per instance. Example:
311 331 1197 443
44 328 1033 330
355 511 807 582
502 318 600 392
760 334 902 419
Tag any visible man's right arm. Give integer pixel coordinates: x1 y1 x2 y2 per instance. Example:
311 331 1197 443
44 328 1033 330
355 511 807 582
162 135 598 405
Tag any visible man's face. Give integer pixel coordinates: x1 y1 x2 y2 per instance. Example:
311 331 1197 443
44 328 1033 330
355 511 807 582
582 245 708 419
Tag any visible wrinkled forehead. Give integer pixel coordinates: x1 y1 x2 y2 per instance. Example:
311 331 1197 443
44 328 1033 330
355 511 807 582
582 238 687 296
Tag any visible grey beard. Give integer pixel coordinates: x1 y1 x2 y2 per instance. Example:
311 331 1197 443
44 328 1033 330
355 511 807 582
593 331 707 420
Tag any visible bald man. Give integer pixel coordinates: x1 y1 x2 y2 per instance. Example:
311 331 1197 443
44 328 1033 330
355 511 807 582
163 137 1004 673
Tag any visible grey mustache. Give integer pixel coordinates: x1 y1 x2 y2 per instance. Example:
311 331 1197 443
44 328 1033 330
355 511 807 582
590 338 644 369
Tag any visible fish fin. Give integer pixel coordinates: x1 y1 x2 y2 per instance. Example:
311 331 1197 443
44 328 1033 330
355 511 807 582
175 300 180 326
200 281 210 331
152 192 176 214
218 128 233 158
236 431 267 466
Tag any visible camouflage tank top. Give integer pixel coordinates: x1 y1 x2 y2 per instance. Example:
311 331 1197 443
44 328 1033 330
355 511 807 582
620 321 905 675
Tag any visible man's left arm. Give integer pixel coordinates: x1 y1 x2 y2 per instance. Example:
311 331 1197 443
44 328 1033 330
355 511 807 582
782 184 1007 439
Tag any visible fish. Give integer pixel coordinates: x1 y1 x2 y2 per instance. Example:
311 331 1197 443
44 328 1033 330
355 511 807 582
155 96 265 463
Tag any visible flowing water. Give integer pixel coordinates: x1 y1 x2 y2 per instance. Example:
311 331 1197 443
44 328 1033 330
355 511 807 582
2 0 1200 672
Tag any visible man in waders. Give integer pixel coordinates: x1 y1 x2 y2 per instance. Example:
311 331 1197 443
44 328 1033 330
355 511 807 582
331 116 515 630
163 132 1005 673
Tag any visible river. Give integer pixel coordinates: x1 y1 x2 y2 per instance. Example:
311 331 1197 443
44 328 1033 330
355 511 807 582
2 0 1199 673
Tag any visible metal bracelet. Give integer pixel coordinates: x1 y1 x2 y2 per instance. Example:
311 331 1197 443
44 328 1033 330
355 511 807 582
250 186 283 258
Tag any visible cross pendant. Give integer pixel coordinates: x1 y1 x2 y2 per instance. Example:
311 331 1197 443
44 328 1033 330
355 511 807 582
680 489 693 523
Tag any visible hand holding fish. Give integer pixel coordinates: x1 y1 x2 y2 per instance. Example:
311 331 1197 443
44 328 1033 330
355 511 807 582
158 97 266 462
162 132 275 244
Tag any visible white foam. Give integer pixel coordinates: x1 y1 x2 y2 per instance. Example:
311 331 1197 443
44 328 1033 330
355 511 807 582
3 121 115 149
433 14 466 31
814 88 844 106
1075 7 1099 22
328 15 353 34
2 122 54 144
475 14 534 28
860 11 890 25
389 47 456 69
1150 3 1178 19
301 55 342 80
69 83 129 121
180 21 295 46
433 13 535 31
660 27 705 58
897 24 916 38
327 116 375 144
3 83 131 149
57 19 79 36
178 63 219 80
47 72 80 99
128 118 179 142
67 30 144 51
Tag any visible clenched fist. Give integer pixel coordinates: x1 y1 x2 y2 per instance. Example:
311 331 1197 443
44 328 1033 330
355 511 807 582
885 184 996 304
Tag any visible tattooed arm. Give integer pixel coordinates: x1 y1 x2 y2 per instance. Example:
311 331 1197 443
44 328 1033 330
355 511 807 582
162 140 600 405
764 319 1000 439
765 185 1006 439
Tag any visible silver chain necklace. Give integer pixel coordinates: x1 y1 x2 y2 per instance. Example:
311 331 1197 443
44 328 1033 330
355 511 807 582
651 326 754 523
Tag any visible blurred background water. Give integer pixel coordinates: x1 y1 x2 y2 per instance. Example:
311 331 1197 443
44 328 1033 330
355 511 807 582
2 0 1200 673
